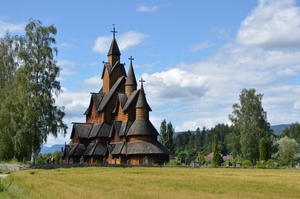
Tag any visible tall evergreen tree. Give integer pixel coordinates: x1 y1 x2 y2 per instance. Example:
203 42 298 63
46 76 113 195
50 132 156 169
160 119 167 146
166 121 175 154
259 138 268 161
212 135 221 167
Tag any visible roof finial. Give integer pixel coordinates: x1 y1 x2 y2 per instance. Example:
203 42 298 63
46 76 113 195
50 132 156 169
111 24 117 39
129 56 134 65
139 78 145 88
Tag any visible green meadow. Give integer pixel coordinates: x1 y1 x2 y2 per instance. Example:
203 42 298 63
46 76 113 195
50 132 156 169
1 167 300 199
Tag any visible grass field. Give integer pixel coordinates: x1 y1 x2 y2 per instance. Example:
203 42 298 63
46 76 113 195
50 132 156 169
1 167 300 199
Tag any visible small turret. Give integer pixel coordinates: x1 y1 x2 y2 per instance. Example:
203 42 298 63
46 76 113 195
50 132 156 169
125 56 137 98
136 78 152 119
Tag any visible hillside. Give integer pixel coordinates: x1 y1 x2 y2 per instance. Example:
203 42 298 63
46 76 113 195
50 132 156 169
40 144 64 154
174 124 290 136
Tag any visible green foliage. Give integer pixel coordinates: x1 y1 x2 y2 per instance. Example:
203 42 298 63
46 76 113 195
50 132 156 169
241 160 252 168
228 88 274 162
211 135 222 167
160 120 175 154
276 136 300 166
265 159 277 169
0 19 67 162
52 150 61 164
169 160 181 166
282 123 300 144
259 138 268 161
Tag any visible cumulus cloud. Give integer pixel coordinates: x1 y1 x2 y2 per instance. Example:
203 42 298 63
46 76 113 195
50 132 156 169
0 17 24 36
93 31 147 53
237 0 300 48
136 5 158 13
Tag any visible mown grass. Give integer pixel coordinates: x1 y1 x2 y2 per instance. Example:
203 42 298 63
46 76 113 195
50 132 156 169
1 167 300 199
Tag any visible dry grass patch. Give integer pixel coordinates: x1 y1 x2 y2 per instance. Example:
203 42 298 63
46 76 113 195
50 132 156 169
1 167 300 199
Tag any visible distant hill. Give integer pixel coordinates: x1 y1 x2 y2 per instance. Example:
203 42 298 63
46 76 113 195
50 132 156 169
40 144 64 154
271 124 290 135
174 124 291 136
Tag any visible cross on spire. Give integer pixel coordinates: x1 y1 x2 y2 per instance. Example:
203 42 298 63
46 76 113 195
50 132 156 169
128 56 134 65
139 78 145 88
111 24 117 39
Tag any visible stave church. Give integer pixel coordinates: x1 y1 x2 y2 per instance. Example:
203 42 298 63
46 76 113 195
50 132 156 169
62 28 170 165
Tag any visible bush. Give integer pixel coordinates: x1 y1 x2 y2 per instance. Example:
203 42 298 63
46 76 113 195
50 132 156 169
169 160 181 166
266 159 277 169
242 160 252 168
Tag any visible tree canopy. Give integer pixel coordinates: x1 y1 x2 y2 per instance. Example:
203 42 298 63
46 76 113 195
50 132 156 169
0 19 67 163
228 88 274 162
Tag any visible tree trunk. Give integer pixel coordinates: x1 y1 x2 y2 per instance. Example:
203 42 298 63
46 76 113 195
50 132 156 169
30 138 35 165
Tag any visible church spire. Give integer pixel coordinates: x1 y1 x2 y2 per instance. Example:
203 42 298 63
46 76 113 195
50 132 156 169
125 56 137 97
136 78 152 119
107 24 121 66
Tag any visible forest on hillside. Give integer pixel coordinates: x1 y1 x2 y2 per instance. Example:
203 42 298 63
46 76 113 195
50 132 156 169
160 89 300 167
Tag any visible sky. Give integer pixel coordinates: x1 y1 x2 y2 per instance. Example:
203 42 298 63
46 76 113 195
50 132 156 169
1 0 300 147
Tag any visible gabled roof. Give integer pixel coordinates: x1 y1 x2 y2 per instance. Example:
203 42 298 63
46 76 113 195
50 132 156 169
70 123 93 139
97 76 126 112
121 140 170 155
112 93 127 114
84 92 105 115
123 90 139 111
111 142 125 155
119 120 134 137
84 142 107 156
109 121 122 138
89 122 112 139
107 38 121 56
101 61 126 80
68 143 86 157
127 119 159 136
136 86 152 111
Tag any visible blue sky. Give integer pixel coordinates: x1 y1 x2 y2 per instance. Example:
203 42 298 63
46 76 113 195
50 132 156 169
1 0 300 146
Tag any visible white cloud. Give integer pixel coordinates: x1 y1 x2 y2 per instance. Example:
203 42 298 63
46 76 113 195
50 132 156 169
276 68 298 77
293 100 300 109
0 17 24 36
136 5 158 13
83 75 102 85
93 31 147 53
190 41 215 52
58 43 75 49
237 0 300 48
92 35 111 54
58 60 77 75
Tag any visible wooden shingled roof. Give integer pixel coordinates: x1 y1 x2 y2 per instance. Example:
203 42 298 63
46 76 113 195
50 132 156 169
84 142 107 157
70 123 93 139
97 76 125 112
122 140 170 155
127 119 159 136
88 122 112 139
68 143 87 157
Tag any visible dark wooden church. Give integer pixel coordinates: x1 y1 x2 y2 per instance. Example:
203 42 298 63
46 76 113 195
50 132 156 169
62 28 170 165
